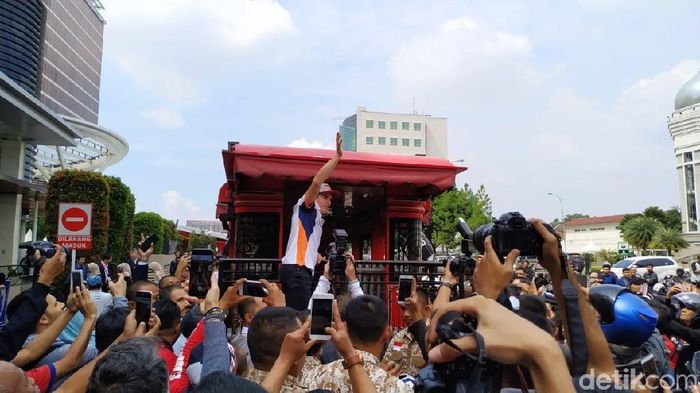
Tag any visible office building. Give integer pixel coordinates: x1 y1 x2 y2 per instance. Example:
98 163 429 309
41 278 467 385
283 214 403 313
340 107 447 158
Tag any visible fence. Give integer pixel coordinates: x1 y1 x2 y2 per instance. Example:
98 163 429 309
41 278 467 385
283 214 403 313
219 258 446 327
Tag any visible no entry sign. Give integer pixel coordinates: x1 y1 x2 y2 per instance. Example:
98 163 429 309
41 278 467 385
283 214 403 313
57 203 93 250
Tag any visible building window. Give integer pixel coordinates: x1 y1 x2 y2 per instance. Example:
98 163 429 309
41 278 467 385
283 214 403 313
366 136 374 145
366 120 373 128
390 121 398 129
402 122 409 130
414 139 422 147
685 152 694 163
686 163 697 231
378 137 386 145
414 123 421 131
390 137 398 146
402 138 410 147
378 121 386 129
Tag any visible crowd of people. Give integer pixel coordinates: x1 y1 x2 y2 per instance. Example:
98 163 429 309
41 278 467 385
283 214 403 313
6 135 700 392
6 221 700 393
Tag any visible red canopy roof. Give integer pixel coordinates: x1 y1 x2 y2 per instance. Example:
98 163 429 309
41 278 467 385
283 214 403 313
222 144 466 193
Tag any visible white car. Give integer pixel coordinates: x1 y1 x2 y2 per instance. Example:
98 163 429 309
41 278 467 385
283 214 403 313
610 256 679 280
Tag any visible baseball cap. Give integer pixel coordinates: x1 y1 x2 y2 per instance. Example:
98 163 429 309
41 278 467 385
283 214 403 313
319 183 340 197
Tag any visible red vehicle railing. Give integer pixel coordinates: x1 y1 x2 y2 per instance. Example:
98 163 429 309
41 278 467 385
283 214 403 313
219 258 445 327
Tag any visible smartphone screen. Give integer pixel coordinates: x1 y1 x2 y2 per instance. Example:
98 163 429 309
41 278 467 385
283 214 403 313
398 276 412 302
311 297 333 337
218 259 236 296
71 271 83 292
135 291 152 329
188 249 215 298
242 281 267 297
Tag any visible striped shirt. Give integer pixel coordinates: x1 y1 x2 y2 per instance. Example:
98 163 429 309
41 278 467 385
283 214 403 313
282 197 324 270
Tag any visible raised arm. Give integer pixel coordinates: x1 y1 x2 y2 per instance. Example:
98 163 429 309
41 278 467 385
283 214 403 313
0 247 64 361
303 132 343 208
12 292 78 367
531 219 615 376
53 286 97 377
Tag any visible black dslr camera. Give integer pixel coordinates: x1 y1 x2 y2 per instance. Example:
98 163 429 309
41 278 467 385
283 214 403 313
473 212 557 258
327 229 348 274
416 311 500 392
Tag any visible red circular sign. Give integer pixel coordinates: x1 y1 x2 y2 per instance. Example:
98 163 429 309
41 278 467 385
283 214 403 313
61 207 89 232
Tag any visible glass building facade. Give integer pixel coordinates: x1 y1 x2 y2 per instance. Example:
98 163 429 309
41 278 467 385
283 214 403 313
39 0 104 123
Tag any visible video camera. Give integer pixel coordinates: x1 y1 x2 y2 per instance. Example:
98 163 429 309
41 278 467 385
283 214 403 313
327 229 348 275
472 212 558 259
29 242 70 281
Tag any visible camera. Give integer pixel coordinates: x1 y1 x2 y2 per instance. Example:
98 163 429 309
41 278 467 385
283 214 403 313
473 212 557 258
327 229 348 274
30 242 69 280
416 311 500 392
31 241 69 259
448 255 475 278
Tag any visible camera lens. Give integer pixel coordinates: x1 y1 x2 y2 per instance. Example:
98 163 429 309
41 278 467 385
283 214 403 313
472 223 493 254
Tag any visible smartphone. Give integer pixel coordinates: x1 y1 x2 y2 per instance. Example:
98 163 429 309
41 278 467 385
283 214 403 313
640 353 660 391
398 275 413 303
70 270 83 292
218 259 236 297
188 249 215 298
641 353 658 375
241 280 268 297
140 234 158 252
135 290 152 329
310 293 334 340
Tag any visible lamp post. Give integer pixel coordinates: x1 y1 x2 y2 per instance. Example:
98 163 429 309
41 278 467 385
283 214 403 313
547 192 566 252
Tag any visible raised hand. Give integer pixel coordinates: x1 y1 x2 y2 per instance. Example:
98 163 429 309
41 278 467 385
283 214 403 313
473 236 519 300
38 246 65 286
260 279 285 307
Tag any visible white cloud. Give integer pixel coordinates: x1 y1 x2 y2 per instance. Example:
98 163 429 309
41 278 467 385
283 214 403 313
160 190 202 221
140 108 185 128
286 138 333 149
388 16 544 110
102 0 300 107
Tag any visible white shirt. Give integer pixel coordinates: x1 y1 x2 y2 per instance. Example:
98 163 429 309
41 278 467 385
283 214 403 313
281 197 324 270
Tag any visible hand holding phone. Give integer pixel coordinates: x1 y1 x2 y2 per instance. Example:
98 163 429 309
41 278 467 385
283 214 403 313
135 290 153 329
398 275 413 303
241 280 268 298
310 293 334 340
70 270 83 293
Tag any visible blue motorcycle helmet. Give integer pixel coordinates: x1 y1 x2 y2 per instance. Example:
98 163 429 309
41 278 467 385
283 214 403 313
589 284 658 347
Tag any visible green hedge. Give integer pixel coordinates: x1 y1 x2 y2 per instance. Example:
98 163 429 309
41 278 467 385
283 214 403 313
45 170 110 257
106 176 135 262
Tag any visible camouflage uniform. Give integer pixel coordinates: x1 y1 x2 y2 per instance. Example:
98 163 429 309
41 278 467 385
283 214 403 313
382 327 425 377
302 350 414 393
302 355 322 374
244 368 307 392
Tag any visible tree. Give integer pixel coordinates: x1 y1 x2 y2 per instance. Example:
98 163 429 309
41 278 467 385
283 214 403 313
189 231 217 250
642 206 666 224
431 184 493 252
106 176 135 263
162 219 179 254
652 227 689 255
621 216 661 252
664 208 682 232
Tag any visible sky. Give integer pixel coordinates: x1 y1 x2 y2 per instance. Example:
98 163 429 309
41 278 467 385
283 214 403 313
97 0 700 224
